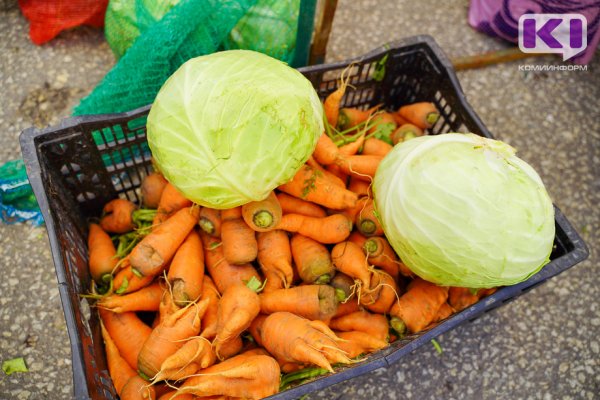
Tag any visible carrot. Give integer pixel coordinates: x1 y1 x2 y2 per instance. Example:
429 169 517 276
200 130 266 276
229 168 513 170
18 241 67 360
340 197 369 225
199 276 220 340
448 287 493 312
129 206 200 277
248 314 268 347
361 236 401 279
367 112 397 143
278 165 358 210
397 102 439 129
120 375 155 400
100 198 137 234
359 269 398 314
259 285 339 321
391 112 409 126
261 312 350 372
100 321 137 395
306 156 346 188
98 309 152 370
221 206 242 221
331 241 371 290
361 138 393 156
347 177 372 198
198 207 221 237
112 264 155 295
213 284 261 360
338 133 365 156
88 223 118 283
333 299 361 318
335 154 382 181
330 310 389 342
276 192 326 218
153 336 216 382
257 230 294 291
167 230 204 307
141 172 168 209
337 107 371 130
200 232 261 295
277 213 352 244
434 302 453 322
137 299 208 378
330 272 355 301
241 192 282 232
391 123 423 144
323 68 351 127
313 133 341 166
220 208 258 265
356 199 384 237
290 234 334 284
334 330 388 358
98 282 164 313
389 278 449 334
217 334 244 360
177 353 281 399
153 183 193 226
157 391 193 400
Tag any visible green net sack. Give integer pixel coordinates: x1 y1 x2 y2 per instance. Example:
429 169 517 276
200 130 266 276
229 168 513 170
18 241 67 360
74 0 312 116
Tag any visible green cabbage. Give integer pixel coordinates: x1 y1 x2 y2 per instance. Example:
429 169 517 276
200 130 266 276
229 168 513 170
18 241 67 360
147 50 323 209
373 133 555 288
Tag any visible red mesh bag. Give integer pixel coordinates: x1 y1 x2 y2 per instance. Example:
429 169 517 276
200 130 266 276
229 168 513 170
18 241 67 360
18 0 109 45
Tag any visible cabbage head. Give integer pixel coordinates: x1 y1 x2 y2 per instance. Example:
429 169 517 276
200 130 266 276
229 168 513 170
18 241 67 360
147 50 323 209
373 133 555 288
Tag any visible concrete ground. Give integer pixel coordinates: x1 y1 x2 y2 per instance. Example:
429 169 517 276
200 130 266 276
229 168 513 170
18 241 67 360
0 0 598 398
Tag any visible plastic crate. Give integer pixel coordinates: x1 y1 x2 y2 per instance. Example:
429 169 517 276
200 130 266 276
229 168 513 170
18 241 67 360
19 35 588 400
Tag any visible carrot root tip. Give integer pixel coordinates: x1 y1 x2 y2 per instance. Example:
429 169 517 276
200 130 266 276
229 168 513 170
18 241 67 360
198 218 216 235
253 211 274 229
315 274 332 285
359 220 377 235
363 239 378 255
426 112 440 125
390 317 407 338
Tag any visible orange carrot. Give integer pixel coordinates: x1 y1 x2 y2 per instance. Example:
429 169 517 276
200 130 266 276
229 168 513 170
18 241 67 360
199 276 220 339
200 232 261 295
306 156 346 188
100 321 137 395
157 391 193 400
359 269 398 314
112 264 154 295
334 330 388 358
278 165 358 210
397 102 439 129
257 230 294 291
177 353 281 399
277 213 352 244
120 375 155 400
335 154 383 181
324 70 351 127
313 133 340 166
276 192 326 218
389 278 448 334
340 197 369 225
356 199 384 237
217 334 244 360
331 241 371 289
330 272 355 301
448 287 491 312
337 107 371 130
100 198 137 234
259 285 339 321
248 314 268 347
391 112 409 126
338 134 366 156
167 230 204 307
88 223 118 283
221 207 258 265
98 282 164 313
153 183 193 226
137 299 207 378
290 234 334 284
333 299 361 318
198 207 221 237
361 138 393 156
347 177 372 198
330 310 389 342
261 312 350 372
367 112 397 144
241 192 282 232
213 284 261 360
129 206 200 277
99 309 152 370
141 172 168 209
153 336 216 382
391 123 423 144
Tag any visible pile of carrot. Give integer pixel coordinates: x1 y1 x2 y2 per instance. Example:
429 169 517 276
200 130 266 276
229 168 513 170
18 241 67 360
86 71 497 399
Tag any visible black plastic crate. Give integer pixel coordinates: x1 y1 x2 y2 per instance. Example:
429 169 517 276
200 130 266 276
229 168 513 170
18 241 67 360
19 35 588 400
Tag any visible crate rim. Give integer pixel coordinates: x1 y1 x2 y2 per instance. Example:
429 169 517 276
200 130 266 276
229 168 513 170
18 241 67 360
18 34 590 400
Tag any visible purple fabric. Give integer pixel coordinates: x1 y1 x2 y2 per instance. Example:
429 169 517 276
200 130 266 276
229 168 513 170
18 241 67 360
468 0 600 64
